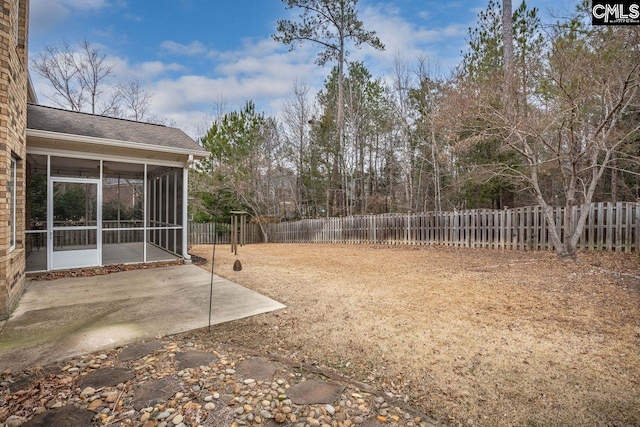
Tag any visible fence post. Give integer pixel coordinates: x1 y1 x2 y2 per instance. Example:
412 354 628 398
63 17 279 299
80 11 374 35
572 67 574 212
635 203 640 253
624 203 632 253
615 202 623 252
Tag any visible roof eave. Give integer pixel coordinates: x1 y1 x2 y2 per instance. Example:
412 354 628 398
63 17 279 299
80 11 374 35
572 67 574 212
26 128 209 160
27 73 39 104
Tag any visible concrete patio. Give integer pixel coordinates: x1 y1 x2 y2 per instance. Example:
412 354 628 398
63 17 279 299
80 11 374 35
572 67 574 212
0 264 285 372
25 242 181 272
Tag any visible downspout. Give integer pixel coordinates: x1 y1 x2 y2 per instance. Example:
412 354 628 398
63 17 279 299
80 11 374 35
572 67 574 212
182 154 193 260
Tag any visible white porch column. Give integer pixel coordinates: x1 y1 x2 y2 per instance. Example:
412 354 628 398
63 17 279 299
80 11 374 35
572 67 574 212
182 155 193 259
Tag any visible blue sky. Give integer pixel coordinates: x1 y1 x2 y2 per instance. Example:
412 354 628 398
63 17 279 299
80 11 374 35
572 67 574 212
29 0 572 137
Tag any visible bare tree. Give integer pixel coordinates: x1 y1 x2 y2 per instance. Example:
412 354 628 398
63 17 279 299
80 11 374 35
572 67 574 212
32 39 118 114
116 78 152 121
281 80 314 216
31 40 84 111
388 52 415 210
75 39 117 114
460 14 640 258
32 39 168 124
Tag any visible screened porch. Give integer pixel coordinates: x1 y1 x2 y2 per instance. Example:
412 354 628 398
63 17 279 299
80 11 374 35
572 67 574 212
25 153 187 272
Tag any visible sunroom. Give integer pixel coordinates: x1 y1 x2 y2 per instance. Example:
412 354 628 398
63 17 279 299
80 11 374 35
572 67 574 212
24 104 208 272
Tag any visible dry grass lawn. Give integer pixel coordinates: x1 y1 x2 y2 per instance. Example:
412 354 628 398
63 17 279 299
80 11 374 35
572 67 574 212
188 243 640 427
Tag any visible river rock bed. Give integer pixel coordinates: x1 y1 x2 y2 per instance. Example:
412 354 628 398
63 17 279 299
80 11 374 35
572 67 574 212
0 339 439 427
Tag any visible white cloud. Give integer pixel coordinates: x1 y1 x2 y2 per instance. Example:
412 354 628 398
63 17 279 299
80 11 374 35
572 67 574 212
57 0 110 10
135 61 186 77
30 0 111 33
108 56 186 80
214 48 316 80
149 67 314 135
123 13 142 22
358 3 467 61
147 36 326 137
160 40 209 56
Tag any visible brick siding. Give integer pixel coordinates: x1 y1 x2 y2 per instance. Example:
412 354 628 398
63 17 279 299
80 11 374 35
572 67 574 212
0 0 28 319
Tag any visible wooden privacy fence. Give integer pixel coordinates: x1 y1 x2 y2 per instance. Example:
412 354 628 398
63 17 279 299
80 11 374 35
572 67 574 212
188 222 262 245
265 202 640 253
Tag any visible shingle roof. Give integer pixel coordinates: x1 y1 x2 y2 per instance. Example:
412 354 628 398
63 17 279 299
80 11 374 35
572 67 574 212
27 103 207 155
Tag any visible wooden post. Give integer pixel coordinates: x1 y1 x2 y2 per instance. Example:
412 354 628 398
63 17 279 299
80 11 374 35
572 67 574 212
635 203 640 253
615 202 623 251
606 202 613 251
588 203 595 250
597 202 604 251
229 211 248 254
625 202 632 253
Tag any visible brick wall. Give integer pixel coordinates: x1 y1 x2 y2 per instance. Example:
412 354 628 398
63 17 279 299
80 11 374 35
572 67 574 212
0 0 29 319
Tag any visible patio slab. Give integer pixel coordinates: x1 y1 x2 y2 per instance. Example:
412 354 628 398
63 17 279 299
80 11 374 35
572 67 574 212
0 264 285 372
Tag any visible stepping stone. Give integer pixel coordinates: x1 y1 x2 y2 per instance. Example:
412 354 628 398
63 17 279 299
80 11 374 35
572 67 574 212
80 367 135 389
235 358 280 382
175 350 218 369
2 365 61 392
132 376 181 410
22 405 93 427
4 375 35 392
287 380 344 405
118 341 163 362
34 364 63 377
265 420 294 427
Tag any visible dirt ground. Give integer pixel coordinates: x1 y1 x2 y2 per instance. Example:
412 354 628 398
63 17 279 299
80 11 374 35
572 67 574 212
189 243 640 427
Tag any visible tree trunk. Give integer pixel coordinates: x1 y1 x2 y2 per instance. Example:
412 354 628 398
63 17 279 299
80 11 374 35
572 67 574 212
258 222 269 243
502 0 515 116
611 154 618 202
431 129 442 212
333 36 345 217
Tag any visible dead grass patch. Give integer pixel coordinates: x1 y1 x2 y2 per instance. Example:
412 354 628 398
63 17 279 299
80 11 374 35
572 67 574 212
189 243 640 426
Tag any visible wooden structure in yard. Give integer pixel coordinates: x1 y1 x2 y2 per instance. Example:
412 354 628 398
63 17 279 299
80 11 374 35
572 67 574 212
230 211 248 256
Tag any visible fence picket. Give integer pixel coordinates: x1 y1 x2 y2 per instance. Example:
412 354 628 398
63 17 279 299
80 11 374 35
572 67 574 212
635 204 640 252
625 204 632 253
616 202 623 251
